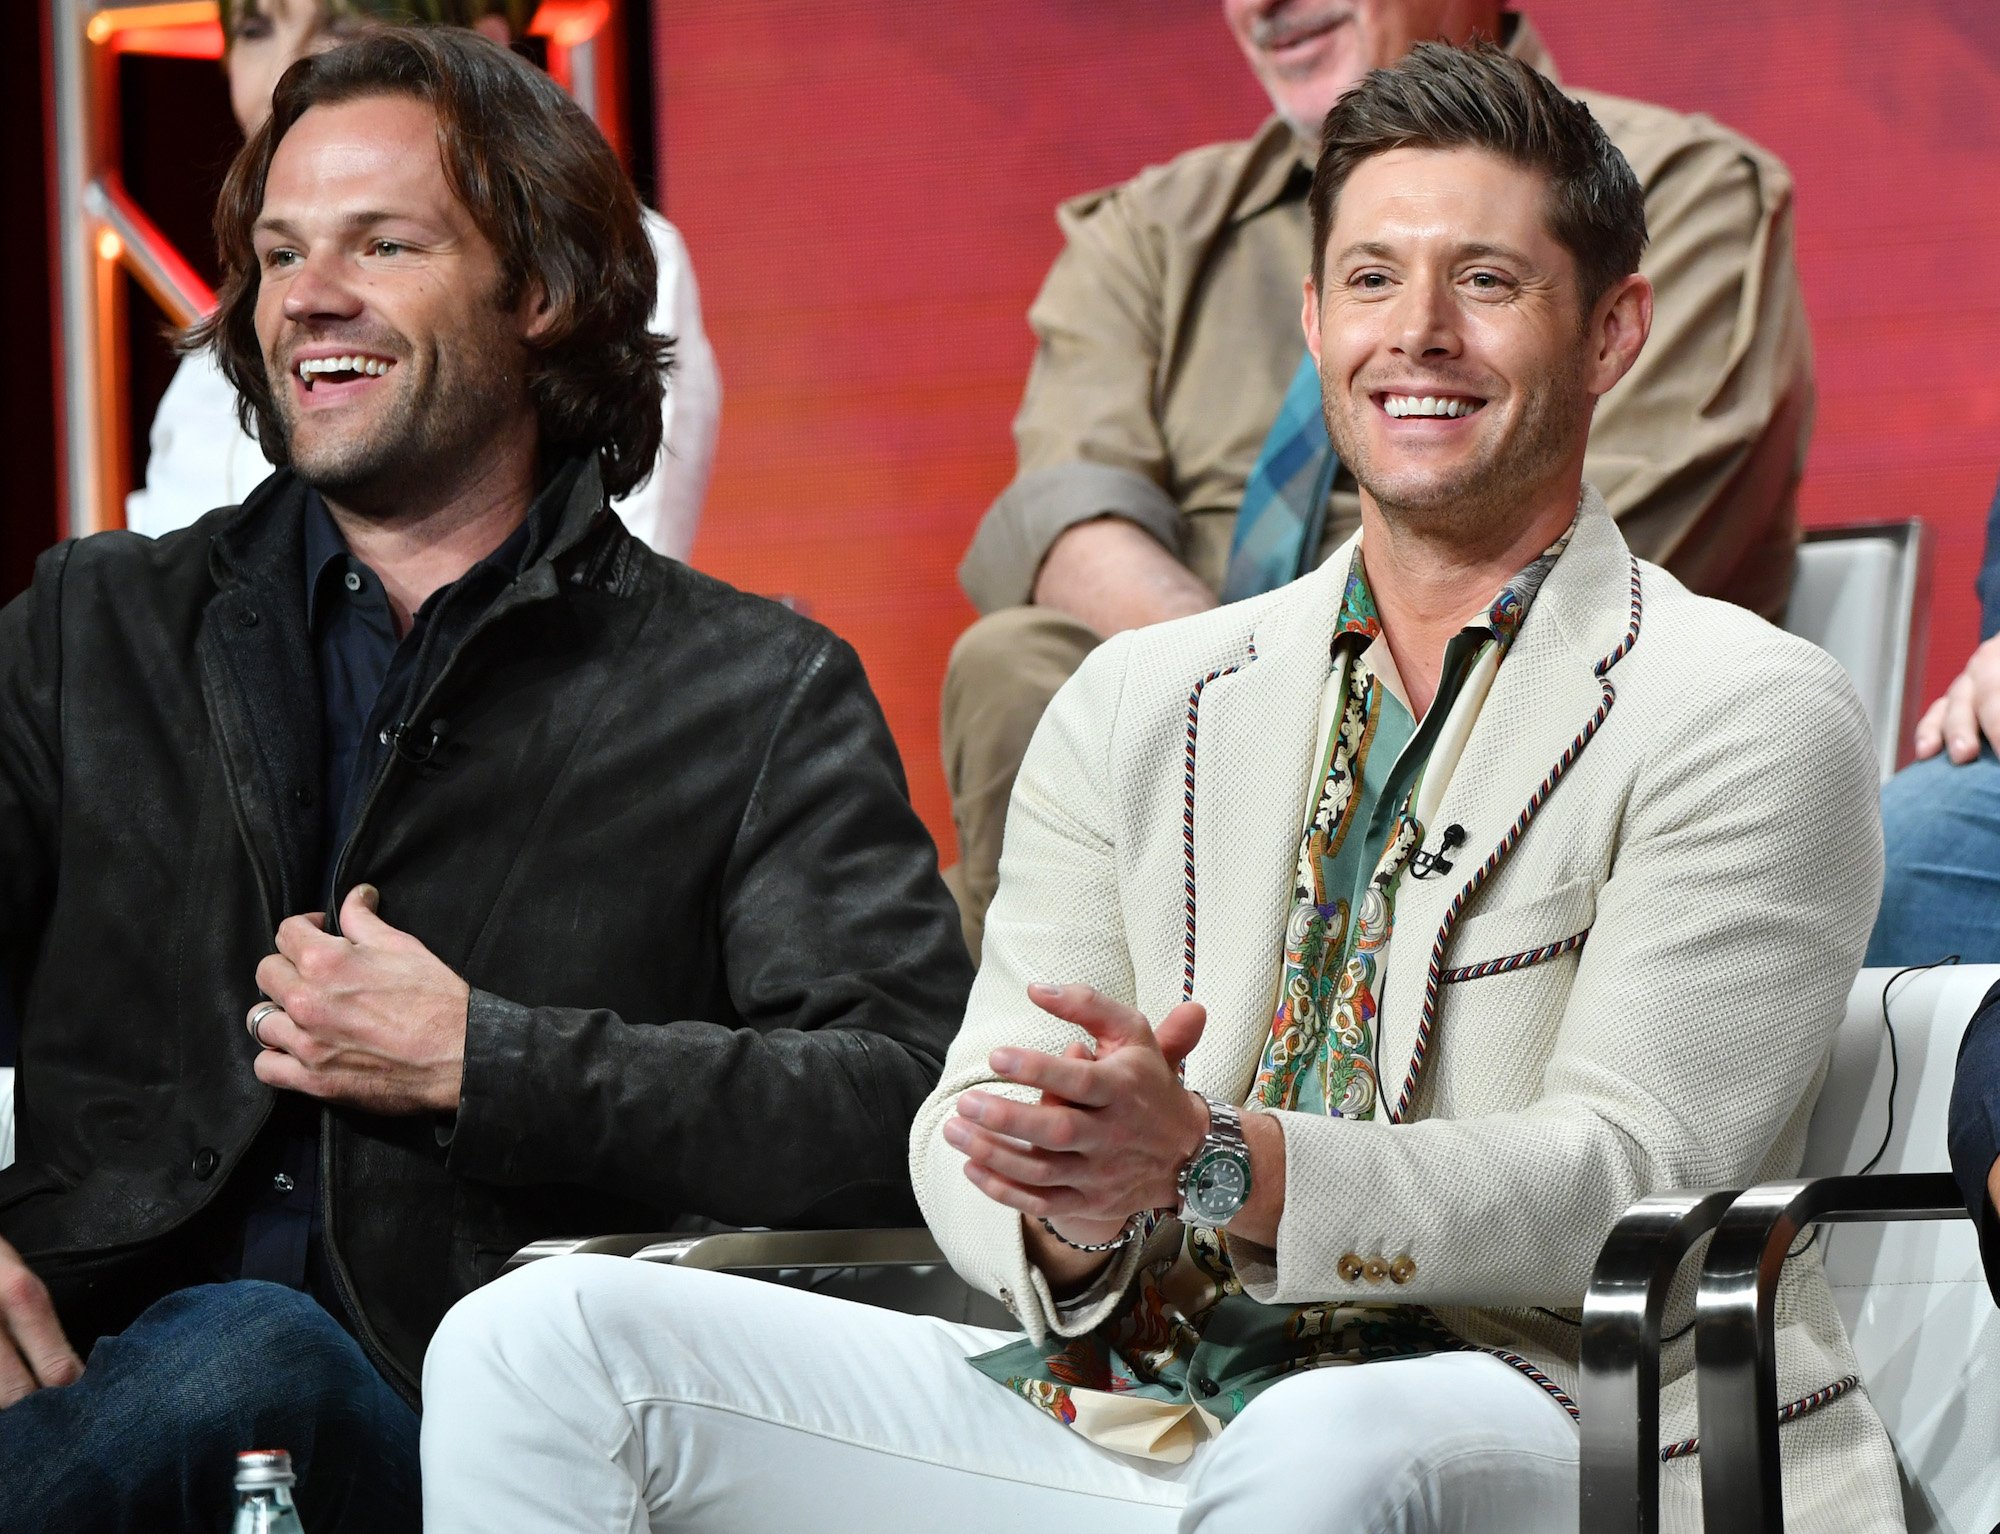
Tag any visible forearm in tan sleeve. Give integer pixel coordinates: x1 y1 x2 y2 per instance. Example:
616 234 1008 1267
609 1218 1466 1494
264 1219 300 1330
959 188 1191 612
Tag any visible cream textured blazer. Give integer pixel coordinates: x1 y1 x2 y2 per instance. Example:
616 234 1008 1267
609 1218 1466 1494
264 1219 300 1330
912 492 1901 1532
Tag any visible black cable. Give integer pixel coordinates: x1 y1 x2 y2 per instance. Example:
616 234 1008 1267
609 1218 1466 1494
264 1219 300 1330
1494 961 1965 1333
1782 954 1962 1261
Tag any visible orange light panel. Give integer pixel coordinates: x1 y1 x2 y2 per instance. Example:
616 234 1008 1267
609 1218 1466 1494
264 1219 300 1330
112 22 225 59
529 0 611 49
87 2 217 40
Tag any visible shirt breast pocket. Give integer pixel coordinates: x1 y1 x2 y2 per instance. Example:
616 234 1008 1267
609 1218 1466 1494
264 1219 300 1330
1441 876 1597 985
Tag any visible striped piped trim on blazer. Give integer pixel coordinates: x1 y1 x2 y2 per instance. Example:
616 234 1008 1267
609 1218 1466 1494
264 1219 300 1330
1391 557 1644 1123
1179 644 1257 1002
1657 1374 1860 1461
1439 929 1591 985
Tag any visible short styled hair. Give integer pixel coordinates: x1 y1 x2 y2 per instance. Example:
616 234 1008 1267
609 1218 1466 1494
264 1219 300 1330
188 26 668 497
1307 41 1647 308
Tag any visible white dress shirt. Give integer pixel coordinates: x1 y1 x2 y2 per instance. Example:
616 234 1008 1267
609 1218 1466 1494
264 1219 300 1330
125 209 721 561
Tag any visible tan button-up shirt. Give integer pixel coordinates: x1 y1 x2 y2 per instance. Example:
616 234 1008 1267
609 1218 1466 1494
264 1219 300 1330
959 15 1812 620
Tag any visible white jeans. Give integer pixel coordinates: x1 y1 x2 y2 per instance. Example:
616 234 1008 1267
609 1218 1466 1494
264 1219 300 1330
420 1256 1580 1533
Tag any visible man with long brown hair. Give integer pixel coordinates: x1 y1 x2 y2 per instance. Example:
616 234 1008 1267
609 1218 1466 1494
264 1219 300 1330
127 0 722 563
0 28 968 1532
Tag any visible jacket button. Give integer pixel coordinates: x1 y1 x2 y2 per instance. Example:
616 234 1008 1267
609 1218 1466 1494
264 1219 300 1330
191 1147 220 1179
1336 1253 1364 1283
293 785 315 809
1362 1257 1389 1285
1194 1375 1219 1397
236 609 259 628
1389 1255 1417 1285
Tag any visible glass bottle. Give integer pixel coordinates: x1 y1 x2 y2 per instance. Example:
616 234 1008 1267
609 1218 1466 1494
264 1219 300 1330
230 1449 306 1534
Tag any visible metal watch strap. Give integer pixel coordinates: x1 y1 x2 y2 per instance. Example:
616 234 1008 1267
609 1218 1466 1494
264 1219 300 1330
1176 1094 1250 1223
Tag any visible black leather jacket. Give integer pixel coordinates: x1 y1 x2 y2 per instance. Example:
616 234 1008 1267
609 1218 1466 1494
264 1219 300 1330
0 463 971 1397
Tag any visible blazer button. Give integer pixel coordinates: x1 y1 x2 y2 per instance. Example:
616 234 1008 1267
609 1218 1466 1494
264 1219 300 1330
190 1147 220 1179
1362 1257 1390 1285
1389 1255 1417 1286
1337 1253 1364 1283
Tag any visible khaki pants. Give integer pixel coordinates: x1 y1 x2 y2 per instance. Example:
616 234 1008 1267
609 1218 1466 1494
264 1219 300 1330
940 606 1098 961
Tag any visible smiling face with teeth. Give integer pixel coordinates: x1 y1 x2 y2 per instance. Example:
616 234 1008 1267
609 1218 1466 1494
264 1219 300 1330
251 92 547 521
1303 144 1651 548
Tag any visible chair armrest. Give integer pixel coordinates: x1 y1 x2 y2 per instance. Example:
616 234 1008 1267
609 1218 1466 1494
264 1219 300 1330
1579 1189 1739 1534
1694 1172 1966 1534
506 1227 943 1277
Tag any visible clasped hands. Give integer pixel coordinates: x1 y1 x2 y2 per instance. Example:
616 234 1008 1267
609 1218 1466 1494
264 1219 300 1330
943 982 1212 1250
248 883 470 1116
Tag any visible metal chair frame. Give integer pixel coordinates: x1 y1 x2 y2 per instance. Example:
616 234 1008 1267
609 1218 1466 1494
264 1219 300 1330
505 1226 944 1276
1692 1172 1965 1534
1579 1189 1740 1534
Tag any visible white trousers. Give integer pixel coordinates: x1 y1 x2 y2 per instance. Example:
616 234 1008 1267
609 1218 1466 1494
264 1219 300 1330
420 1255 1581 1533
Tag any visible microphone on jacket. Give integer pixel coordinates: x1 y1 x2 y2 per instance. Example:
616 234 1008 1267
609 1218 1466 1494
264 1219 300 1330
1409 824 1466 880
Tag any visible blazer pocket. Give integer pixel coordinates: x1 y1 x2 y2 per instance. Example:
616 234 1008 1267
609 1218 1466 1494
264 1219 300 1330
1441 876 1597 984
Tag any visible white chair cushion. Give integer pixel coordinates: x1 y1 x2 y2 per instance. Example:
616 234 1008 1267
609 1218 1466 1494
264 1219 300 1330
1807 964 2000 1533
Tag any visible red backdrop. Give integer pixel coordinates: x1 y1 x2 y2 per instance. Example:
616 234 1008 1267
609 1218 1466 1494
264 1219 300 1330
663 1 2000 859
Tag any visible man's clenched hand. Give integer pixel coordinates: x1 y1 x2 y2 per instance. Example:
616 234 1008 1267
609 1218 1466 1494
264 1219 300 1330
0 1235 82 1408
249 883 471 1116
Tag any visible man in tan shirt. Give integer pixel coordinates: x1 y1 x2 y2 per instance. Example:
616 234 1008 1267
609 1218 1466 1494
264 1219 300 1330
945 0 1813 957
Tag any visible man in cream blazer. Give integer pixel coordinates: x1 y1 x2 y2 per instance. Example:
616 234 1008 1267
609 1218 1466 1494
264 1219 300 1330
415 43 1893 1534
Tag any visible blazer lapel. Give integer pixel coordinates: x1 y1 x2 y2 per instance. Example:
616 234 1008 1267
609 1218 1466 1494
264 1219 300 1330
1182 545 1355 1103
1375 500 1642 1118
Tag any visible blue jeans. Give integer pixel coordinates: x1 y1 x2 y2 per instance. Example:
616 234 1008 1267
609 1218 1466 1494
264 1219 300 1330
1869 749 2000 967
0 1280 419 1534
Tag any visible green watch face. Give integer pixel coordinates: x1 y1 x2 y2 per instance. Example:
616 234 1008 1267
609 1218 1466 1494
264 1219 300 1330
1184 1147 1251 1224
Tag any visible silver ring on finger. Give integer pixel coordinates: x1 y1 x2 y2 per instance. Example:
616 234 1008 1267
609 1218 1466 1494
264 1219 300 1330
246 1000 283 1049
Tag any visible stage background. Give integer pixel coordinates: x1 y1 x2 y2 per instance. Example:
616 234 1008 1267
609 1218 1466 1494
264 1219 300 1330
660 0 2000 859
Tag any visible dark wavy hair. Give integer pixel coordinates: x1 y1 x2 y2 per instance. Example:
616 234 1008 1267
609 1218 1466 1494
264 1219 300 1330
187 26 670 497
1308 41 1647 311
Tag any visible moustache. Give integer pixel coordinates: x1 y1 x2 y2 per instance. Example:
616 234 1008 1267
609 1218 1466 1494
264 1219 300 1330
1249 5 1351 51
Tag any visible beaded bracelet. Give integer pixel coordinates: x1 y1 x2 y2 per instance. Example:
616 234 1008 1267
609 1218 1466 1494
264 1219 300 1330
1039 1211 1150 1253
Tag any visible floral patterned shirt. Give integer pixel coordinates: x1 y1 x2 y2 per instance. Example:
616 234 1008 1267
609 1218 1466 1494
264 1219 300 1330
968 521 1575 1462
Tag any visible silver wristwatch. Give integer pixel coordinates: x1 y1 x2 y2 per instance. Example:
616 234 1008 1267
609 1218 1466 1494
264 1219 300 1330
1175 1095 1253 1227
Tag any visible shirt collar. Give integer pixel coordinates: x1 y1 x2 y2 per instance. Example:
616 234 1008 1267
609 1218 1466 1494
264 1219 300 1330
1335 505 1579 657
301 489 351 632
299 457 582 632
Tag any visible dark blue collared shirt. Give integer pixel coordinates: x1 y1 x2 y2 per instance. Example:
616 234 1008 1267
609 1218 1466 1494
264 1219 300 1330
229 483 547 1293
